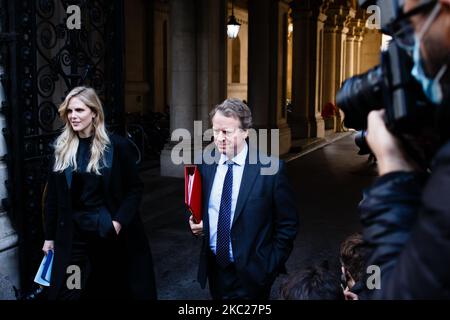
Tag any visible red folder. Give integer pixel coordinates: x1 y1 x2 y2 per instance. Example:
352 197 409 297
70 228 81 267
185 165 202 223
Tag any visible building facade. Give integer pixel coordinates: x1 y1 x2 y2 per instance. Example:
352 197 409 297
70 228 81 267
0 0 382 298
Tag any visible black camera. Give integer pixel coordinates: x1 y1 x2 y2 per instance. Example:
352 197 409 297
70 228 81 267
337 41 432 132
336 0 441 166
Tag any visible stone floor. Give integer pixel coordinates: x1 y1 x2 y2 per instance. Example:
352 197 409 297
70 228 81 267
140 133 378 299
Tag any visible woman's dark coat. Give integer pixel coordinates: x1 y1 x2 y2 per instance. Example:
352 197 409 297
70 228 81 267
44 134 156 299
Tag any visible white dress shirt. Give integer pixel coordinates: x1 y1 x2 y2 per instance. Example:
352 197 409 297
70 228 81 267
208 143 248 261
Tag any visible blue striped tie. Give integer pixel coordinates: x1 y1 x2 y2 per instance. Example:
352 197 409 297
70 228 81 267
216 162 234 268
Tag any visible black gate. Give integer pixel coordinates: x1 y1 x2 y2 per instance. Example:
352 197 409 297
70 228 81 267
0 0 125 290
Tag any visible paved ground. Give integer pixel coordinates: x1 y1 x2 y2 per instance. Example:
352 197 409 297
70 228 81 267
140 133 378 299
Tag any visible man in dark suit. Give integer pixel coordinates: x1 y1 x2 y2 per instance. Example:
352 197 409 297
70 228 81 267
189 98 298 299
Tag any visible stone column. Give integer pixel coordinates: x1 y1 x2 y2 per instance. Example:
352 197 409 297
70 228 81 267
160 0 198 177
248 0 292 155
360 28 382 73
124 0 151 114
322 0 355 132
353 11 366 75
345 26 355 79
345 13 365 79
197 0 227 131
353 30 364 75
153 0 170 113
289 0 328 140
0 14 20 298
275 1 292 154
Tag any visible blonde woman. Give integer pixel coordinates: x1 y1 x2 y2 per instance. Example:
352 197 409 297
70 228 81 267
42 86 156 299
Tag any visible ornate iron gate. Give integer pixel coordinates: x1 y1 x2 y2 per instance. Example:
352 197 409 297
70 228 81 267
0 0 124 290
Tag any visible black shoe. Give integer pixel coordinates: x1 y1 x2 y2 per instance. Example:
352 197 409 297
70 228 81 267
16 284 48 300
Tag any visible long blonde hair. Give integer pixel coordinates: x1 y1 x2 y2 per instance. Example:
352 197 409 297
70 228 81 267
53 86 111 175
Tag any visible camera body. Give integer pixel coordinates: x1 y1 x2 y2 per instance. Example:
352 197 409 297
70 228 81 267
337 0 430 133
336 0 441 166
336 42 430 132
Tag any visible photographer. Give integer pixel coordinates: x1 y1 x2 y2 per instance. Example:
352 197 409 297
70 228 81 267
359 0 450 299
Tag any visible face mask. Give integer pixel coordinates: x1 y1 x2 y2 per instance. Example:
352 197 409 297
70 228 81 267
410 2 448 105
412 37 448 105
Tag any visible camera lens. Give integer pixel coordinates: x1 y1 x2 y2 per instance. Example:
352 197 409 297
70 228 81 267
336 65 384 130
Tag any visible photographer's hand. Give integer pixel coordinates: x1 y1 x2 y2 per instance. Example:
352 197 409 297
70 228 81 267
366 110 418 175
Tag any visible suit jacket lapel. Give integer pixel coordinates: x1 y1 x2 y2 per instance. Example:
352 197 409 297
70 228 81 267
232 152 259 225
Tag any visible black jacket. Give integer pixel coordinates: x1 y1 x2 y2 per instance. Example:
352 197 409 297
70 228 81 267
358 140 450 299
197 152 299 298
44 134 156 299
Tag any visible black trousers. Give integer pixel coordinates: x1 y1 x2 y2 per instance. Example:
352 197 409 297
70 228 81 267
207 251 271 300
57 220 123 300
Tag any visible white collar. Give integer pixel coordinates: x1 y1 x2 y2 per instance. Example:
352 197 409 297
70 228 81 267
219 142 248 166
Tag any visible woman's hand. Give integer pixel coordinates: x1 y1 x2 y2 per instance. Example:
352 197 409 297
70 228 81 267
42 240 54 255
112 220 122 235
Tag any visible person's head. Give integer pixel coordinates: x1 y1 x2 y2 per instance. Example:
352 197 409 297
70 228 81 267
339 232 368 289
209 98 252 159
398 0 450 103
58 86 106 137
53 86 110 174
280 265 345 300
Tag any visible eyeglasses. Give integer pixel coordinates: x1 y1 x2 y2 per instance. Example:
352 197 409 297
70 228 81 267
212 127 241 138
389 0 439 53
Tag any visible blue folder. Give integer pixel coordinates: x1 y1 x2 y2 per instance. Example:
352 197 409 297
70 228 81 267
33 251 53 287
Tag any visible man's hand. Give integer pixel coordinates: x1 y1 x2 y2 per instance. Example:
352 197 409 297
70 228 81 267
344 287 359 300
112 220 122 235
42 240 54 255
366 110 418 175
189 215 204 237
